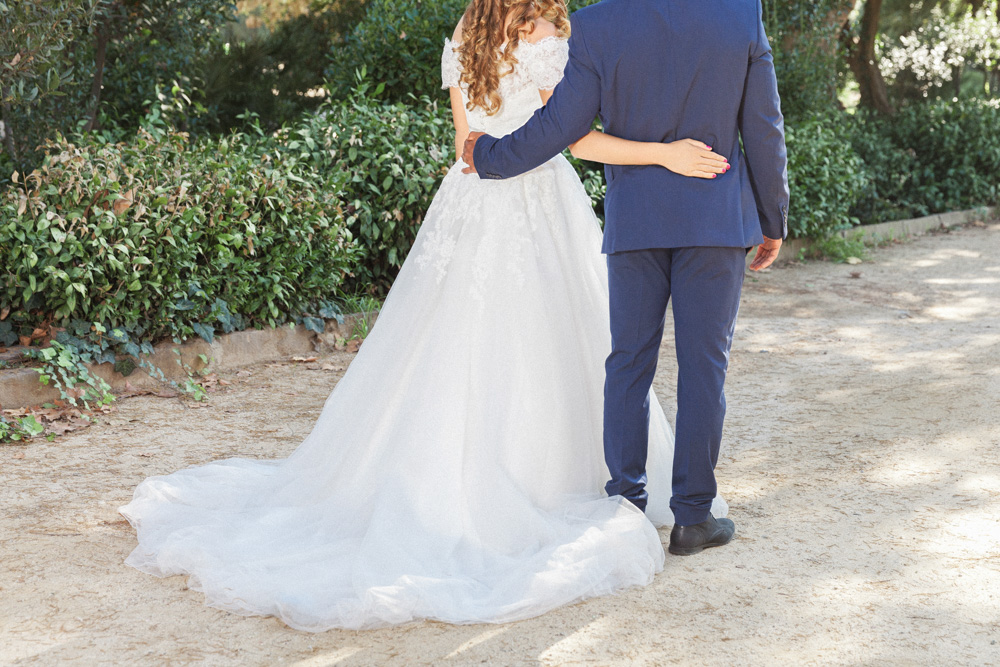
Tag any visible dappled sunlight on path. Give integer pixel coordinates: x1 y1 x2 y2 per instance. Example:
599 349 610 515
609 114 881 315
2 223 999 665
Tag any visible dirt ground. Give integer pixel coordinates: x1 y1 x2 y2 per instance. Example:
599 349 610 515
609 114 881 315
2 222 999 666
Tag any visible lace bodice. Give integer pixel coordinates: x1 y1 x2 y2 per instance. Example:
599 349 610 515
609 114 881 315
441 36 569 136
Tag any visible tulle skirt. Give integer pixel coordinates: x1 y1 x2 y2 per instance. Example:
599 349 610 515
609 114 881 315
120 156 726 631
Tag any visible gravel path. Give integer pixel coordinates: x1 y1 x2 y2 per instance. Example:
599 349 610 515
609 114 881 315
2 221 999 666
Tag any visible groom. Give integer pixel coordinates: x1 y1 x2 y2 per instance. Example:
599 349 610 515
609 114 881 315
463 0 788 554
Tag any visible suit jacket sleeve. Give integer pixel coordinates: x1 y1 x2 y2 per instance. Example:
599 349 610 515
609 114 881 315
738 0 790 240
472 17 602 180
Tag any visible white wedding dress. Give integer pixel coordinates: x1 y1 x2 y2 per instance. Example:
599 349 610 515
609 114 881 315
120 36 726 632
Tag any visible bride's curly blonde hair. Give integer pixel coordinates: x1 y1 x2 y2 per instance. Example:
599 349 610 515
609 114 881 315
458 0 570 115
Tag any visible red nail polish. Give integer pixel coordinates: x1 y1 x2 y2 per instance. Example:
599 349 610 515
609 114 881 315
707 146 712 150
712 174 717 178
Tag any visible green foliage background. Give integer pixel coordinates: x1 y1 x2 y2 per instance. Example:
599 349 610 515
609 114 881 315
0 120 359 347
3 0 1000 366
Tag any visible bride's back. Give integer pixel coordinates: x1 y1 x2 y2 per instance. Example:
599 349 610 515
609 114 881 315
442 22 569 137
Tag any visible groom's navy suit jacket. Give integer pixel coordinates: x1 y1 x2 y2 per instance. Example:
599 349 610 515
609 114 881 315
473 0 789 252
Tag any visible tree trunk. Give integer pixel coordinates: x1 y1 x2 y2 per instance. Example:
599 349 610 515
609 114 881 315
83 19 110 133
845 0 895 115
0 88 18 163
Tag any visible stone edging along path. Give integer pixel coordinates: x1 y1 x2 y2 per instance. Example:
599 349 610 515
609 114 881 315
773 205 997 260
1 205 994 410
0 312 376 410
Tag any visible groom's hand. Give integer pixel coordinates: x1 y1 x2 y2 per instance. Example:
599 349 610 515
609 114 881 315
462 132 485 174
749 236 782 271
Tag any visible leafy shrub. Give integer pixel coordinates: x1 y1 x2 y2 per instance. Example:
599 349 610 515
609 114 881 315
880 5 1000 105
198 5 368 133
326 0 466 103
0 125 359 345
95 1 237 134
785 113 867 238
273 79 453 292
1 0 236 180
763 0 847 122
848 110 923 223
568 156 606 220
880 98 1000 214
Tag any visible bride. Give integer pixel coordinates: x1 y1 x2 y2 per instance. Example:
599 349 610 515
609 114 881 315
120 0 730 631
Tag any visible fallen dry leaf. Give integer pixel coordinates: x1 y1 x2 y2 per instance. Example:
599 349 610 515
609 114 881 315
849 272 862 279
346 340 361 353
845 257 863 265
291 356 318 363
47 422 78 436
12 452 24 459
112 188 135 216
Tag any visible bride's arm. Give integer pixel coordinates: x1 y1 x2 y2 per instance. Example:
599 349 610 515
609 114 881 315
571 131 728 179
450 88 470 161
449 20 469 161
536 90 729 179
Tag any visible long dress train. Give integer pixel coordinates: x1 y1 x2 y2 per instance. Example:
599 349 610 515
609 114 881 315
119 36 726 631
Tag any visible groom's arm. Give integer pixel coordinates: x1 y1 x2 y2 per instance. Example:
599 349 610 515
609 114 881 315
469 17 602 180
738 0 790 241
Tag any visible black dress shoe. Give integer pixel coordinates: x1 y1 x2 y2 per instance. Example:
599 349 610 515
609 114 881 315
668 514 735 556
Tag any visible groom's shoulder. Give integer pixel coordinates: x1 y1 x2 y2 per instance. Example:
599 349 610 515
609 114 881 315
572 0 618 18
570 0 624 34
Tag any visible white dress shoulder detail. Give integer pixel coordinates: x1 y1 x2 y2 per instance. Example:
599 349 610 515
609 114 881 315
441 38 461 89
120 36 727 633
523 36 570 90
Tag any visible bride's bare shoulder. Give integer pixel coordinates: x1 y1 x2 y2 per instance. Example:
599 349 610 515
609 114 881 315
523 18 559 44
452 14 466 43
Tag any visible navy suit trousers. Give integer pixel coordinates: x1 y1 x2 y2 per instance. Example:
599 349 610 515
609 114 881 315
604 247 746 526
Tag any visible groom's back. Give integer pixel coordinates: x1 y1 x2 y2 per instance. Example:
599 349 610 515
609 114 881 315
573 0 786 251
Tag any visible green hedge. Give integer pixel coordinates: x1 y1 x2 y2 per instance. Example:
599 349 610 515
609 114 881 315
325 0 466 103
785 113 868 238
0 125 359 347
785 100 1000 237
276 82 453 292
883 99 1000 214
848 110 923 223
849 99 1000 224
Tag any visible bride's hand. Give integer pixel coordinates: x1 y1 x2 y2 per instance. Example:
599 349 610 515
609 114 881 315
659 139 730 179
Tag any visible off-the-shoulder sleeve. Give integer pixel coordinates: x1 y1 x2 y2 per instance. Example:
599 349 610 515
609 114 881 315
441 39 461 89
527 37 569 90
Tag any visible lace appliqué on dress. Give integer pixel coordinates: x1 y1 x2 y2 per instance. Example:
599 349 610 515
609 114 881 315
440 37 569 92
414 225 457 284
524 37 569 91
441 39 461 89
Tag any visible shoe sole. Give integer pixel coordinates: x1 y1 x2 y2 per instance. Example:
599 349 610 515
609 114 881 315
667 534 734 556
